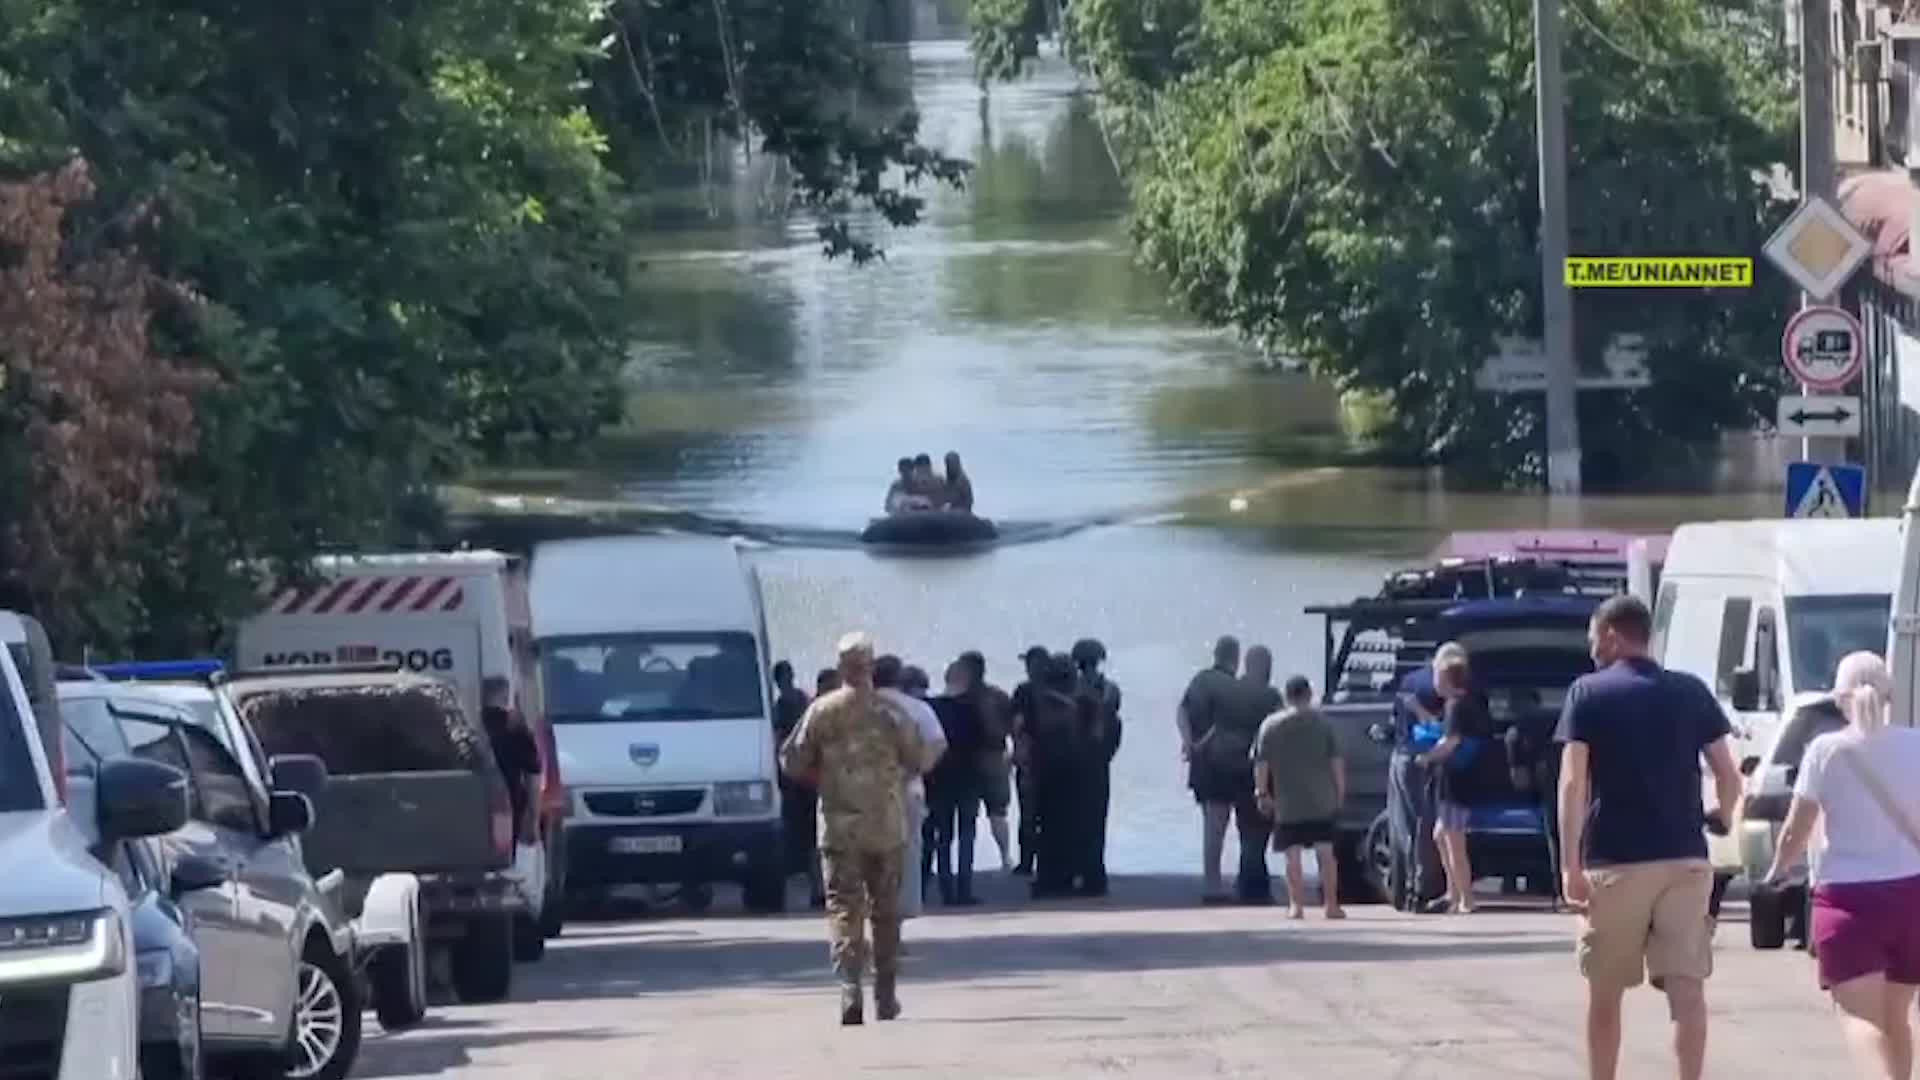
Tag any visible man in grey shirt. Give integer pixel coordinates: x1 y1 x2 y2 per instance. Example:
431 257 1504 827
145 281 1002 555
1254 675 1347 919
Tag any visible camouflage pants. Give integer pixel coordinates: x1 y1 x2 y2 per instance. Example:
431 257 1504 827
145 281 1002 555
821 845 905 979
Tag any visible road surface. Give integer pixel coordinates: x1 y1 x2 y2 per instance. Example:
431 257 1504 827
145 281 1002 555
357 876 1845 1079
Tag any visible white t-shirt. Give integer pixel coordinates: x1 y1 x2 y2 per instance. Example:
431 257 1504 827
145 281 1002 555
1794 727 1920 885
878 688 947 803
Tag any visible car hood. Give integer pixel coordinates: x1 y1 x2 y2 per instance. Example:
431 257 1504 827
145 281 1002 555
0 810 109 916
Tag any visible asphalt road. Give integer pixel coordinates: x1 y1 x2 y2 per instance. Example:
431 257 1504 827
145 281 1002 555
354 875 1849 1079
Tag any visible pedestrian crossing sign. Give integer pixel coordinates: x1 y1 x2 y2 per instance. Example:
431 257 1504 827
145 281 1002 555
1785 462 1866 519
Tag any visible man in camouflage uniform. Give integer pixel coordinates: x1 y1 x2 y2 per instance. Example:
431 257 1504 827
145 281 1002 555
780 632 929 1025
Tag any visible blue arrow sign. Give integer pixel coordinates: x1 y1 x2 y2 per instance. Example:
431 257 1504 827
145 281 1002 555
1785 462 1867 519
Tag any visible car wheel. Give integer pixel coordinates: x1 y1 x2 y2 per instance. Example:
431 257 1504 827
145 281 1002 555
285 945 361 1080
513 912 547 963
370 943 426 1032
1335 830 1381 905
450 913 514 1003
743 865 788 914
1750 883 1789 950
540 892 565 939
1363 812 1395 905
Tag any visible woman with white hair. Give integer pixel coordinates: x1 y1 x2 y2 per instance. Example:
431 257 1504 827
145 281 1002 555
1765 651 1920 1079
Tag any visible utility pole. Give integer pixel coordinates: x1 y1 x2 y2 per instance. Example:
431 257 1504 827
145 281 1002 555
1801 0 1847 466
1535 0 1582 495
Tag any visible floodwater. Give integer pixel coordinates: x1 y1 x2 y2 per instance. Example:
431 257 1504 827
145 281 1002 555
485 41 1786 876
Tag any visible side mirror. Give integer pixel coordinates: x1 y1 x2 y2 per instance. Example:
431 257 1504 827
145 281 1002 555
96 758 189 840
170 852 229 897
1726 668 1760 713
268 754 329 800
1739 755 1760 776
267 791 313 838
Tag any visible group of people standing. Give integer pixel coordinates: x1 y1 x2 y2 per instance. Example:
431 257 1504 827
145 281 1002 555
767 633 1124 1025
882 451 974 514
1177 635 1349 917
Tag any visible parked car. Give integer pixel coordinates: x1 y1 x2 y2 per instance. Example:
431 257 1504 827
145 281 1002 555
59 694 219 1080
0 638 190 1080
56 680 363 1080
90 660 430 1030
224 668 523 1004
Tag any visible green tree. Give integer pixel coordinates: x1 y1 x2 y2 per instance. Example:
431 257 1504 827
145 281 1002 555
0 0 968 652
1059 0 1795 487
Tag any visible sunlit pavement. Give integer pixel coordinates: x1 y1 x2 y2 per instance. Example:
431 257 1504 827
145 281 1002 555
355 875 1845 1079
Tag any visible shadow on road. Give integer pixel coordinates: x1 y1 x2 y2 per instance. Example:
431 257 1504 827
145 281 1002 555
356 1017 624 1078
517 920 1569 1003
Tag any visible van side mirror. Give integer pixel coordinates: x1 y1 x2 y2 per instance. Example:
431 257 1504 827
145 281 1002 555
269 754 328 800
1726 668 1760 712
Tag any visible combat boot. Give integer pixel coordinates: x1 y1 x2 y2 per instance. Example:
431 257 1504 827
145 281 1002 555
839 974 864 1026
874 971 901 1021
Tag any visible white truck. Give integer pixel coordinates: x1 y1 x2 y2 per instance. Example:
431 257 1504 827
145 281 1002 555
234 551 565 953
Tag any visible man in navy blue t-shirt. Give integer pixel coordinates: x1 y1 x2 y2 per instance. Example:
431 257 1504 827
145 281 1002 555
1556 595 1741 1080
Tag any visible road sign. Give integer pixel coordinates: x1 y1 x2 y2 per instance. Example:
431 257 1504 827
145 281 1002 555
1762 196 1871 301
1473 333 1653 393
1785 462 1867 519
1776 394 1863 437
1781 306 1865 391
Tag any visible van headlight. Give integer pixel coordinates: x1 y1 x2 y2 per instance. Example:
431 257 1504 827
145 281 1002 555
712 781 774 817
0 909 126 983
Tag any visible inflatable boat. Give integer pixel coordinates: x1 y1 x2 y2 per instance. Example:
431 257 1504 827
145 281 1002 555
860 510 998 547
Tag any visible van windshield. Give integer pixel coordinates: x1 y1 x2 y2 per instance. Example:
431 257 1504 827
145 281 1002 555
1785 594 1891 693
540 632 763 722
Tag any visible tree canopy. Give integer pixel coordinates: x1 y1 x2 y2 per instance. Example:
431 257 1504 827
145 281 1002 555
0 0 965 651
978 0 1797 488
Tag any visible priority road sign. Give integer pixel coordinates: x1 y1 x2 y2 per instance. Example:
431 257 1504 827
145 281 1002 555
1776 395 1863 438
1785 462 1867 519
1781 306 1864 392
1762 196 1871 301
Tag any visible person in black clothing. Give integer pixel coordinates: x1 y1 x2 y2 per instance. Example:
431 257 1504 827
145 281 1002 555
928 660 987 905
773 661 825 908
1071 639 1122 896
1008 645 1050 875
480 677 541 847
816 668 842 696
1029 652 1098 899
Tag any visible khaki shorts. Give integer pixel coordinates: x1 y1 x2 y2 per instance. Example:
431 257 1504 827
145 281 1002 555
1578 858 1715 990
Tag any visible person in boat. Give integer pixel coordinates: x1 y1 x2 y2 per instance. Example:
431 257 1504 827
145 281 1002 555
942 451 974 513
886 457 936 515
909 453 943 501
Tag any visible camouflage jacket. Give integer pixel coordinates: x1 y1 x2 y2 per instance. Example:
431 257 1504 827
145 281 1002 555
779 685 925 853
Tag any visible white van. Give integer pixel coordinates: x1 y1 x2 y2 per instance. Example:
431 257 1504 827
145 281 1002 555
1655 519 1899 898
529 536 785 914
232 551 566 943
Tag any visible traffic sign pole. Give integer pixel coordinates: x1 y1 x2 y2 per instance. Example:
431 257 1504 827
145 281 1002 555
1800 0 1844 467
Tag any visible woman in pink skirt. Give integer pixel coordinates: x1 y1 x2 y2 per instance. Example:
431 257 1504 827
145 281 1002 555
1765 652 1920 1079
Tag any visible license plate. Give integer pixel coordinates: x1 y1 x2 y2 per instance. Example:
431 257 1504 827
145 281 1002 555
609 835 682 855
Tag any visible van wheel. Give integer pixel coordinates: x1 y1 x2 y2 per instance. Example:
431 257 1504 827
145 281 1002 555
1708 872 1732 920
450 913 514 1003
1750 884 1788 950
513 912 547 963
743 867 788 914
284 945 361 1080
370 943 426 1032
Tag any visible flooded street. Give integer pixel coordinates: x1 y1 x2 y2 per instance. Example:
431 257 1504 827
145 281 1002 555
485 40 1786 874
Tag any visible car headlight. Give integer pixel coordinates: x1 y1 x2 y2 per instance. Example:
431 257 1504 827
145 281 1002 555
0 909 126 983
135 949 174 989
712 781 774 817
